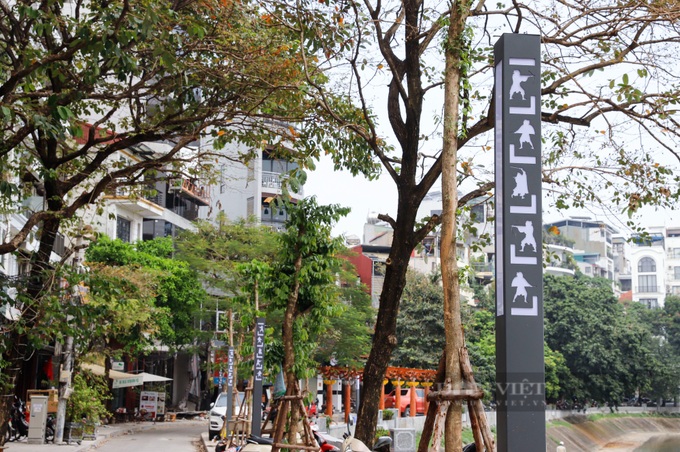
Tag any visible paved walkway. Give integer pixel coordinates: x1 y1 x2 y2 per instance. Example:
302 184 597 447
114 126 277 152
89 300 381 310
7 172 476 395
5 418 204 452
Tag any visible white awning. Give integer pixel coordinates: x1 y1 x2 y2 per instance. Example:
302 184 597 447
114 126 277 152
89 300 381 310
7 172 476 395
81 364 171 389
138 372 172 383
82 363 133 380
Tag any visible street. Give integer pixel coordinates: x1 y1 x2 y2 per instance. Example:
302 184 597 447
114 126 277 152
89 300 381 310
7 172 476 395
93 420 206 452
6 419 208 452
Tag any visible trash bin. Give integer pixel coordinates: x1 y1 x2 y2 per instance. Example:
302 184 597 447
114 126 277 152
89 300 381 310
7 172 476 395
82 420 99 440
64 422 83 445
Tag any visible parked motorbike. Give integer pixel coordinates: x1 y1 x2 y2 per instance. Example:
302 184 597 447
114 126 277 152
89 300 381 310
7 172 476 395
45 413 55 443
5 396 29 442
313 428 340 452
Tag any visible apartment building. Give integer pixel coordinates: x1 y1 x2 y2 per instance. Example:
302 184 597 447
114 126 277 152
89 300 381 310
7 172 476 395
204 143 304 229
544 217 617 280
628 229 667 308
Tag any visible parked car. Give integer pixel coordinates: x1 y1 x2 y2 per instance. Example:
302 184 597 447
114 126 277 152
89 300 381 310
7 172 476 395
209 392 243 440
383 387 426 416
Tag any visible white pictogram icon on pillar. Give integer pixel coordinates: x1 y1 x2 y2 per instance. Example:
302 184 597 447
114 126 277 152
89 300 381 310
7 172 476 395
515 120 535 149
512 168 529 199
512 220 536 252
511 272 532 303
510 70 533 100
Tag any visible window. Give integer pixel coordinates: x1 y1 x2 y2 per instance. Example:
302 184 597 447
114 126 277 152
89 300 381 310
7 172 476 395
373 260 386 277
670 248 680 259
675 267 680 280
116 216 131 242
637 275 657 293
247 197 254 217
262 203 272 220
638 257 656 272
470 203 485 223
639 298 659 309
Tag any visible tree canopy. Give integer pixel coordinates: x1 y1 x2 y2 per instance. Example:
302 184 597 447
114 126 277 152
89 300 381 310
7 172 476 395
543 274 669 403
84 235 206 350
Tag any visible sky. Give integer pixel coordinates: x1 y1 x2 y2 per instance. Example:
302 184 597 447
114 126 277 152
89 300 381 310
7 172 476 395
304 155 398 239
305 155 680 241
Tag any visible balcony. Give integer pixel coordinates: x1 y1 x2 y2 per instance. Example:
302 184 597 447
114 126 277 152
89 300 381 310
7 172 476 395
262 171 283 190
261 171 304 199
168 179 210 207
105 187 165 218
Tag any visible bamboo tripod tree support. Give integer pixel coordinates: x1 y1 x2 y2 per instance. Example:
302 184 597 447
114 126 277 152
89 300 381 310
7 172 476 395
426 347 495 452
225 387 252 447
270 380 319 452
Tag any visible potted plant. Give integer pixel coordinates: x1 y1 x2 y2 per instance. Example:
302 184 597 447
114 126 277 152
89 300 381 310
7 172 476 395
66 371 111 442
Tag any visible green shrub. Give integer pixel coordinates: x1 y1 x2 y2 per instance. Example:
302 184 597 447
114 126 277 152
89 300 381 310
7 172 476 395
375 427 390 443
382 409 395 420
67 370 111 423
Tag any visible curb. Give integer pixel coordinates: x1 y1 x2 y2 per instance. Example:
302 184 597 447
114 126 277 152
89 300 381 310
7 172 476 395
73 422 157 451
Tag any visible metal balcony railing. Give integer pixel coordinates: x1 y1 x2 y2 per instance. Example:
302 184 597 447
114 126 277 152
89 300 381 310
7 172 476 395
262 171 283 189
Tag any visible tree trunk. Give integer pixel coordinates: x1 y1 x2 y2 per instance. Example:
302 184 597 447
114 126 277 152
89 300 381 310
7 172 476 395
440 2 470 450
0 212 63 445
355 233 414 443
278 251 303 446
55 335 74 444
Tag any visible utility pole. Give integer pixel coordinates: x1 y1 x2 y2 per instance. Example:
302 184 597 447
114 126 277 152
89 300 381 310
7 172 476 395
55 335 73 444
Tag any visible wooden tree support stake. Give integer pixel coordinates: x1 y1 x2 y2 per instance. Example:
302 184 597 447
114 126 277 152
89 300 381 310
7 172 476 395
428 394 449 452
271 380 319 452
273 444 320 450
460 347 495 452
426 388 484 402
424 348 496 452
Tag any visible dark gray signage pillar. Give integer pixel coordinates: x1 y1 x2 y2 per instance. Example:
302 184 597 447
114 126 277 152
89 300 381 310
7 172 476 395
494 33 546 452
226 346 234 421
251 317 266 436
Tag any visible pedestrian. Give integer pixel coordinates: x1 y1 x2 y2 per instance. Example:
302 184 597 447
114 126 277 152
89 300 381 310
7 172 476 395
556 440 567 452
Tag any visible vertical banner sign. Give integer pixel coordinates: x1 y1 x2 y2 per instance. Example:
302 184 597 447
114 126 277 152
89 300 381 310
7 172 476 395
251 317 266 436
226 346 234 421
494 33 546 452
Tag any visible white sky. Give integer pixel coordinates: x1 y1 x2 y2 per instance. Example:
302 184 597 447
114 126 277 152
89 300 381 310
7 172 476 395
305 155 399 239
306 156 680 240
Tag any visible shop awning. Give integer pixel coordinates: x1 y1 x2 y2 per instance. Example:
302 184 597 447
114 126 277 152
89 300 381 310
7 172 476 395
138 372 172 383
81 364 171 389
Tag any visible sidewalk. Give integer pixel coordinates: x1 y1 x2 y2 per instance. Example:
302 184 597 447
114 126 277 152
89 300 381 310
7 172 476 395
4 420 161 452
